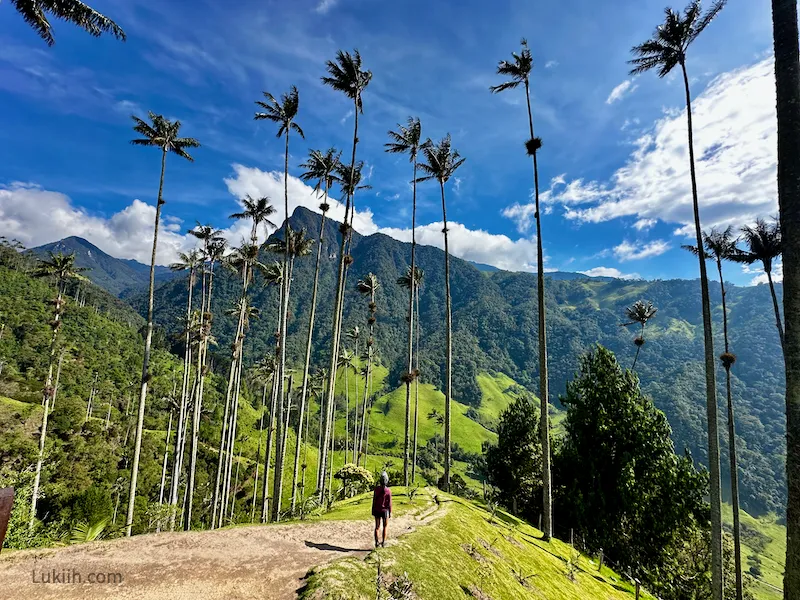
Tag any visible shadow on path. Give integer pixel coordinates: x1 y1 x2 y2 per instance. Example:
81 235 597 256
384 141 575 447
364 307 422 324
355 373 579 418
304 540 369 553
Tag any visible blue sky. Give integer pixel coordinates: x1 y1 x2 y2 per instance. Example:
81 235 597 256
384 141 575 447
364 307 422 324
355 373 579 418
0 0 779 285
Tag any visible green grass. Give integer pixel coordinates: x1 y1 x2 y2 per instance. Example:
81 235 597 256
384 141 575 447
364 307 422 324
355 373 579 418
300 489 656 600
721 504 785 600
475 372 520 427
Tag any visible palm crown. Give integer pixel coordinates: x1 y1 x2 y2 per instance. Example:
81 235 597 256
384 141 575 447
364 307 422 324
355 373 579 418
254 86 305 139
12 0 126 46
397 266 424 289
628 0 727 77
35 252 89 284
417 135 466 185
622 300 658 328
229 196 277 241
336 161 371 197
131 112 200 160
731 218 782 273
489 38 534 93
356 273 380 297
321 49 372 111
300 148 343 196
257 261 285 287
266 227 315 259
385 118 424 162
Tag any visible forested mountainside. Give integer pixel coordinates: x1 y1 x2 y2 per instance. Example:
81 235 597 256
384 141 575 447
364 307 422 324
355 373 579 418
138 206 786 516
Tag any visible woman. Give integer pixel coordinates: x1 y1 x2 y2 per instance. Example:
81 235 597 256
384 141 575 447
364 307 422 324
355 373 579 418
371 471 392 548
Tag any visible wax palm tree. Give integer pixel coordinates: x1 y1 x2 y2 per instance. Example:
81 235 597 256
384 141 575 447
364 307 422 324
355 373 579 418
731 219 784 352
629 2 727 590
10 0 125 46
621 300 658 370
771 0 800 591
167 249 201 530
685 227 745 599
417 135 465 491
338 349 356 460
128 112 199 537
346 325 361 463
398 266 424 482
355 274 379 468
386 117 425 486
292 147 342 513
491 37 554 540
318 49 372 497
230 195 277 244
29 252 87 530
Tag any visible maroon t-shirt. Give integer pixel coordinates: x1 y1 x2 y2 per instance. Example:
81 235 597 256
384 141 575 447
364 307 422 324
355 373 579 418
371 486 392 516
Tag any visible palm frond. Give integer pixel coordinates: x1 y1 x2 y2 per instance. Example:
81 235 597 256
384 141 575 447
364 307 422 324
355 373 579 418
11 0 126 46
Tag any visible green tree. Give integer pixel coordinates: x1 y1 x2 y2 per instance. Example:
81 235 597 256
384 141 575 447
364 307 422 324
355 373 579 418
731 218 784 352
295 147 341 512
620 300 658 370
555 346 709 599
10 0 125 46
318 49 372 498
770 0 800 592
491 38 553 539
385 117 425 486
417 135 465 491
485 394 541 517
629 2 727 593
128 113 199 537
29 252 87 530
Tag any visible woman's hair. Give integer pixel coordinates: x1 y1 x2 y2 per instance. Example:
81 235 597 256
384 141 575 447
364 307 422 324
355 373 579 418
380 471 389 486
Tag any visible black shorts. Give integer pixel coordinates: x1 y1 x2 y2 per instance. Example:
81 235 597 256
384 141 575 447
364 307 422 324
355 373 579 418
373 509 389 525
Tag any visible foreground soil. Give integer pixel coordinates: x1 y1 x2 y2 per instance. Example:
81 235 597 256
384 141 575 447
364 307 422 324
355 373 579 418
0 506 439 600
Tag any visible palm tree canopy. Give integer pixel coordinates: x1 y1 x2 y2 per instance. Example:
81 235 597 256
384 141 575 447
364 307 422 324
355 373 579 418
35 251 89 282
489 38 533 93
169 249 202 273
338 349 355 369
385 117 424 162
131 112 200 161
11 0 126 46
397 265 424 289
417 135 466 185
622 300 658 327
266 226 315 258
335 160 371 197
229 195 277 233
321 49 372 112
254 86 305 139
346 326 360 343
299 148 342 193
628 0 727 78
730 218 782 273
356 273 380 295
256 261 285 286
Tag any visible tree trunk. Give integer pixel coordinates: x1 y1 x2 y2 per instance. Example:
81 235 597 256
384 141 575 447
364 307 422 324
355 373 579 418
718 259 743 600
273 259 294 521
771 0 800 594
320 95 361 498
292 206 328 513
51 349 65 410
261 372 278 523
766 269 786 352
412 289 421 484
524 80 552 541
127 146 167 537
681 60 723 599
221 349 245 527
251 382 268 523
440 181 453 491
29 286 63 531
156 410 174 533
404 161 418 487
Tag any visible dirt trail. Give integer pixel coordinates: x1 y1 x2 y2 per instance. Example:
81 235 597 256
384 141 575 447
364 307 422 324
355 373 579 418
0 500 443 600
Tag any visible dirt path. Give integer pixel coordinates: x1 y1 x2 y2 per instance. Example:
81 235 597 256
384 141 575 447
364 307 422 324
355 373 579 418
0 500 443 600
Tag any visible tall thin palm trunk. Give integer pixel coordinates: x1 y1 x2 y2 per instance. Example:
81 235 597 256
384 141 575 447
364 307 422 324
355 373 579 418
156 410 174 533
771 0 800 593
403 161 418 486
319 95 360 497
717 258 743 600
29 285 63 531
291 205 328 513
251 382 268 522
273 258 294 521
127 147 167 537
631 323 645 371
412 289 421 483
524 80 552 541
681 59 723 597
766 270 786 352
261 371 278 522
440 180 453 491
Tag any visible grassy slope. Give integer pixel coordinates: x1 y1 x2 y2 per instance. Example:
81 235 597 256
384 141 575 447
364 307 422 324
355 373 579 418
722 504 785 600
300 489 654 600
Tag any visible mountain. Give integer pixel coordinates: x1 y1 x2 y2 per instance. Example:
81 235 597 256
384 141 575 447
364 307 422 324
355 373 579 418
132 206 786 516
31 236 177 297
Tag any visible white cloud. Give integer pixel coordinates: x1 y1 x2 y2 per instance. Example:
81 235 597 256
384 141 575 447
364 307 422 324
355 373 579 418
613 239 670 262
545 60 558 69
606 80 637 105
578 266 641 280
541 59 777 234
741 259 782 286
315 0 338 14
633 218 657 231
